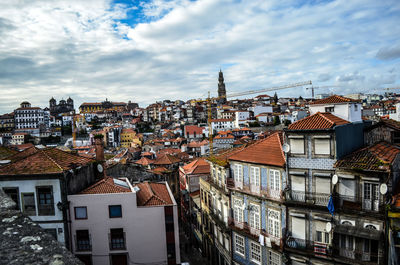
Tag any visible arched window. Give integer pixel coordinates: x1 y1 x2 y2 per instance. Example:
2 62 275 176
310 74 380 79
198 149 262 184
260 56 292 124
342 221 353 226
365 224 377 230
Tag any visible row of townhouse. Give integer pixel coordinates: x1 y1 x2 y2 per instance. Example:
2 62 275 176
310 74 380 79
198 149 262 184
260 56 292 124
196 95 400 265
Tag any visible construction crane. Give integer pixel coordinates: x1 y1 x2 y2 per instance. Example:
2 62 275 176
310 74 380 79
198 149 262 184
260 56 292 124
373 86 400 91
306 85 340 99
191 80 312 156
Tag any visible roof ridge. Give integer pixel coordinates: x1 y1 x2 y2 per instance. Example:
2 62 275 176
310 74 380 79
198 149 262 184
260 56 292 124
273 132 286 164
319 112 335 125
41 149 64 171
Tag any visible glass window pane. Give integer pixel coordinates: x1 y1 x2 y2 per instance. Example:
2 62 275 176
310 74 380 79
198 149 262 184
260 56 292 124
75 207 87 219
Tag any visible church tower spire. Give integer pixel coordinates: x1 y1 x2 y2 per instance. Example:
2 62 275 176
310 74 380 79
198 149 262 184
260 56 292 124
218 69 227 104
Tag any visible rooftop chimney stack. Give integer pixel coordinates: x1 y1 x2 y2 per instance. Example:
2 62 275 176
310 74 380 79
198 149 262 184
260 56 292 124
94 135 105 162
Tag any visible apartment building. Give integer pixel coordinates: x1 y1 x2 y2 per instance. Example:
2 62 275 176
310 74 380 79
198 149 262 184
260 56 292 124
14 101 45 134
68 178 180 265
228 133 286 265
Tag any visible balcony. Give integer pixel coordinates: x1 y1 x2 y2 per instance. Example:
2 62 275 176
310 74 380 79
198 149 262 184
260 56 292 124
287 191 330 206
286 237 330 256
227 180 283 201
109 230 126 250
332 246 382 264
75 232 91 252
335 194 384 214
228 217 281 246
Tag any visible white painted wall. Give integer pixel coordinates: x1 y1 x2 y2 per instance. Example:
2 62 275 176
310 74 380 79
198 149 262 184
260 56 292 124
309 102 362 122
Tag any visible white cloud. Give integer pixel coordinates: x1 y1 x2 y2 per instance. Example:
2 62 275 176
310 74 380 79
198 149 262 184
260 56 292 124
0 0 399 113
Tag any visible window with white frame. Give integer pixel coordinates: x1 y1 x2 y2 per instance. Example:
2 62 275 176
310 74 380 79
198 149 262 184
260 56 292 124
269 169 281 191
315 221 330 244
233 198 244 223
250 166 260 186
268 209 280 238
289 137 304 154
234 234 245 256
268 250 281 265
234 164 243 183
249 203 260 230
250 241 262 264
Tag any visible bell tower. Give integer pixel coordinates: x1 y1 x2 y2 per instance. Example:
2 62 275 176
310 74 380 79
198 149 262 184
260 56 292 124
218 70 227 104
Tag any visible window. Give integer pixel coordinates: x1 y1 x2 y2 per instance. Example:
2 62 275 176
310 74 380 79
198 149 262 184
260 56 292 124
234 234 245 256
269 169 281 193
109 205 122 218
325 106 334 112
37 186 54 216
110 254 127 265
76 230 91 251
289 137 304 154
250 241 261 264
234 164 243 183
268 251 281 265
340 234 354 250
22 193 36 215
392 132 400 144
268 209 280 238
110 228 125 250
75 207 88 219
2 187 19 210
249 204 260 230
354 104 358 111
314 138 330 155
233 198 244 223
45 228 57 240
250 167 260 186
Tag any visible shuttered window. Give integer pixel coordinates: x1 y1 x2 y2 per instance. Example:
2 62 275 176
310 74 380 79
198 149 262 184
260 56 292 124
292 217 306 240
314 138 330 155
290 138 304 154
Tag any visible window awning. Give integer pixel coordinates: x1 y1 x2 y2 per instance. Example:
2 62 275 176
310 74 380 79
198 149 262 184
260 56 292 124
334 225 382 240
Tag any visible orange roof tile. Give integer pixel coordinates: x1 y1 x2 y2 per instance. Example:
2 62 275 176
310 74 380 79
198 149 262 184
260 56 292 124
182 158 210 175
185 125 204 135
0 147 95 175
153 154 181 165
135 182 173 206
335 141 400 172
135 157 154 166
288 112 349 130
310 95 359 105
228 133 285 167
79 177 131 194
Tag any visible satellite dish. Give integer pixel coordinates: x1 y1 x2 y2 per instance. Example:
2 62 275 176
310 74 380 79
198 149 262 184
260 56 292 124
380 184 388 195
326 222 332 233
97 164 103 173
332 175 338 185
282 143 290 153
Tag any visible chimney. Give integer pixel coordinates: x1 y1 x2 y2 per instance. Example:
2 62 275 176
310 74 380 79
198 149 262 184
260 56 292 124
94 135 105 162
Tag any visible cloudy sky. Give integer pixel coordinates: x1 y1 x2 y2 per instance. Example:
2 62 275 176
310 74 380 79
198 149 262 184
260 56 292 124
0 0 399 113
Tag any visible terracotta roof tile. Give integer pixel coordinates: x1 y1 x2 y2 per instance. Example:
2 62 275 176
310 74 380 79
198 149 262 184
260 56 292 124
79 177 131 194
135 157 154 166
228 133 285 167
310 95 359 105
335 142 400 172
0 148 95 175
153 154 181 165
185 125 204 135
288 112 349 130
0 146 18 160
135 182 173 206
182 158 210 175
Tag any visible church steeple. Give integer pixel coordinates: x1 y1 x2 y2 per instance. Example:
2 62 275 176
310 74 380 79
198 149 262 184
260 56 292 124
218 70 227 104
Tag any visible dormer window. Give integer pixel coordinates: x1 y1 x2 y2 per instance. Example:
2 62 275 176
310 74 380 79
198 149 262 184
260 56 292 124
325 106 334 113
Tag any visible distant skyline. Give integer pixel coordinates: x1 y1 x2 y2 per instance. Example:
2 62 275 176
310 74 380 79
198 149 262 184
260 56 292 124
0 0 399 113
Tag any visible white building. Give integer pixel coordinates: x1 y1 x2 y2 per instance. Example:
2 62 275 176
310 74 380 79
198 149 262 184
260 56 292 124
249 105 273 116
14 101 45 131
210 119 235 134
309 95 362 122
68 178 180 265
234 110 250 128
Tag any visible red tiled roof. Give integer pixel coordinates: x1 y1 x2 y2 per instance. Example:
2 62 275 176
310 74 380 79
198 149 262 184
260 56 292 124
185 125 204 135
152 166 170 173
335 142 400 172
0 146 18 160
141 151 154 157
6 146 39 162
207 143 254 167
135 157 154 166
79 177 131 194
228 132 285 167
210 119 233 122
187 140 208 148
182 158 210 175
0 147 95 175
310 95 359 105
153 154 181 165
214 134 234 139
157 148 181 156
135 182 173 206
288 112 349 130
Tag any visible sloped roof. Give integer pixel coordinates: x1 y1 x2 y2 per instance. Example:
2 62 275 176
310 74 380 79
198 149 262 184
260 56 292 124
79 177 131 194
335 142 400 172
135 157 154 166
182 158 210 175
0 147 18 160
153 154 181 165
288 112 349 130
185 125 204 135
0 148 95 175
310 95 359 105
228 132 285 167
207 143 253 167
135 182 173 206
187 140 208 148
